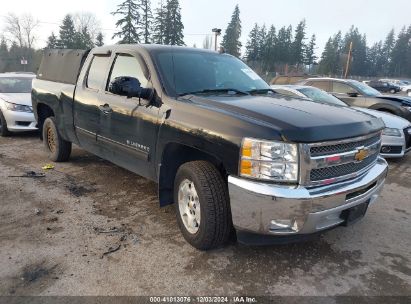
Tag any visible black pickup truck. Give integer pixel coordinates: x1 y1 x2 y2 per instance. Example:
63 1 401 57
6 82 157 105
32 45 388 250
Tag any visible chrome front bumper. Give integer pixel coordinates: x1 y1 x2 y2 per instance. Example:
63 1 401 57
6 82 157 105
228 157 388 237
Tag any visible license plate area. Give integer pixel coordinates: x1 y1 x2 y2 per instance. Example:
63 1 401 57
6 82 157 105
340 201 369 226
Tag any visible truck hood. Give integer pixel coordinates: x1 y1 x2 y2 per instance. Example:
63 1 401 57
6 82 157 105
187 94 385 143
353 107 411 129
0 93 32 106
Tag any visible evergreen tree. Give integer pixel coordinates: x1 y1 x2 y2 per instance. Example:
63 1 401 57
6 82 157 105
221 5 242 57
137 0 153 43
245 24 260 62
390 26 411 76
163 0 185 45
73 26 94 49
46 32 58 49
95 32 104 47
292 19 306 66
304 34 317 67
343 26 368 76
111 0 140 44
153 0 167 44
0 37 9 71
382 29 395 75
58 15 76 49
276 26 293 65
263 25 277 72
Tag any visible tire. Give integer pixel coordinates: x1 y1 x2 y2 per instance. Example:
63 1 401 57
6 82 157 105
174 161 232 250
0 110 11 137
390 89 396 94
42 117 72 162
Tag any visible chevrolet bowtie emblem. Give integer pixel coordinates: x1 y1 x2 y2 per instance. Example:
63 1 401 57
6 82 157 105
355 148 369 162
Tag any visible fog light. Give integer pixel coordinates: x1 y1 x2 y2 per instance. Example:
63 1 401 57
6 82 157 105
381 146 391 153
270 219 298 232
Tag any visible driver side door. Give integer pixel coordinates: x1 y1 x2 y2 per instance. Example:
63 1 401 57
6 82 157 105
331 81 366 107
97 52 161 180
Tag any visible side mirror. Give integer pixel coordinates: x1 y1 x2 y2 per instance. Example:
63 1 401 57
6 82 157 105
109 76 154 101
347 92 359 97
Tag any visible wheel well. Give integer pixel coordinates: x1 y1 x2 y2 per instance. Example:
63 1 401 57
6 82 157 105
158 143 227 207
37 104 54 140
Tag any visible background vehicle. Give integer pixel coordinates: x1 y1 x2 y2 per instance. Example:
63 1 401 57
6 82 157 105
299 78 411 121
270 74 316 85
0 73 37 136
368 80 401 94
32 46 388 250
380 79 410 90
272 85 411 158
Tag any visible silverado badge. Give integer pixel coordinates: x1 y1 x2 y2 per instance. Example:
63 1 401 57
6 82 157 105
355 148 369 162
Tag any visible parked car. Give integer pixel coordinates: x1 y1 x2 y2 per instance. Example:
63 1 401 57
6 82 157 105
298 78 411 121
380 79 410 90
0 73 37 136
32 46 388 250
367 80 401 94
401 84 411 95
271 85 411 158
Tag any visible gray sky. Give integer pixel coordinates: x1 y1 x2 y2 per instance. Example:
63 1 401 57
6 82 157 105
1 0 410 56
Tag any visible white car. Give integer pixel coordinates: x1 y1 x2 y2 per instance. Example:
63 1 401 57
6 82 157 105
401 84 411 96
271 85 411 159
0 73 37 136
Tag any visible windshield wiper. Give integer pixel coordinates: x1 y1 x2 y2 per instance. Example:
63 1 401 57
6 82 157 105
247 88 277 95
179 88 250 97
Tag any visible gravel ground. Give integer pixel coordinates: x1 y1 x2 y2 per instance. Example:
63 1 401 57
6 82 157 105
0 133 410 297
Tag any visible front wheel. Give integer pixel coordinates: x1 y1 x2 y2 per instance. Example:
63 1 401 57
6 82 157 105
0 110 11 137
174 161 232 250
390 89 396 94
42 117 72 162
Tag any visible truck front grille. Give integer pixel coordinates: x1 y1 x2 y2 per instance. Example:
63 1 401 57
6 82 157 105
310 155 377 181
310 134 380 157
301 132 382 187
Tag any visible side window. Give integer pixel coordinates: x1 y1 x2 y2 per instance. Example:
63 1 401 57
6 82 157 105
310 81 330 91
108 54 149 91
332 82 356 94
87 55 110 90
275 89 300 98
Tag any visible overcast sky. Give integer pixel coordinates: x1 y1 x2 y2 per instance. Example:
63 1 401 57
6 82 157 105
0 0 410 56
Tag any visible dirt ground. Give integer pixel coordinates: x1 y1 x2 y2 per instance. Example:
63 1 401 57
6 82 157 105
0 133 410 297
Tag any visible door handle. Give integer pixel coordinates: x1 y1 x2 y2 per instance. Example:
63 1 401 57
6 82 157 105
99 104 112 115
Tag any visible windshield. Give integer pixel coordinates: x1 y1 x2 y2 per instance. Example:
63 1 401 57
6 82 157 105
154 51 270 96
0 77 33 93
349 80 382 96
297 87 348 107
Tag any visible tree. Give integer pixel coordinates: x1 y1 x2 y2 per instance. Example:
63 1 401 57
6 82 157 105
58 15 76 48
153 0 167 44
390 26 411 76
73 26 94 49
292 19 306 66
221 5 242 57
46 32 58 49
263 25 277 72
163 0 185 45
343 26 368 76
111 0 140 44
0 37 9 71
382 29 395 75
4 13 39 49
137 0 153 43
73 12 101 42
245 24 260 62
304 34 317 67
95 32 104 47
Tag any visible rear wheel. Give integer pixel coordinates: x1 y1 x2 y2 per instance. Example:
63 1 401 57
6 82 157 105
174 161 232 250
0 110 11 137
42 117 72 162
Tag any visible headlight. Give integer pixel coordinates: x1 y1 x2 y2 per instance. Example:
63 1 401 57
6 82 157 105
4 101 33 113
240 138 299 182
382 128 402 137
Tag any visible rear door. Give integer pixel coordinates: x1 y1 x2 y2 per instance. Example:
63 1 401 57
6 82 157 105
97 51 160 180
74 53 111 153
